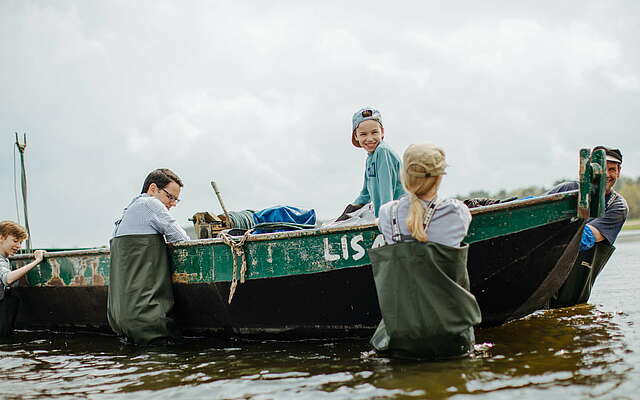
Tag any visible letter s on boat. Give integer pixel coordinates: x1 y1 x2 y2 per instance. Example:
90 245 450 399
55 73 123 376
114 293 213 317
351 234 365 261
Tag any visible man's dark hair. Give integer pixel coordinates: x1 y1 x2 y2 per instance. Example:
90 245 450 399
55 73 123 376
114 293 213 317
141 168 183 194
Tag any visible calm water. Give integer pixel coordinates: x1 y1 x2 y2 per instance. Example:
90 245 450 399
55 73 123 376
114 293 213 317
1 236 639 399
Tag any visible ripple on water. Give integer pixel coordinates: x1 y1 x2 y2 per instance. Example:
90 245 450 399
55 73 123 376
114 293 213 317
0 239 639 399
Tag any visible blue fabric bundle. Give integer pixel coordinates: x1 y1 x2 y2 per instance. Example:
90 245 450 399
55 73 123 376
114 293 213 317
252 206 316 233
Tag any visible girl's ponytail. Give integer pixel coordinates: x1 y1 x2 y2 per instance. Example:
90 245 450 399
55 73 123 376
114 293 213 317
401 144 447 242
407 192 428 242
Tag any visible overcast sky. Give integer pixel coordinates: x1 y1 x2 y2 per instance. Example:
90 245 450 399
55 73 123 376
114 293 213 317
1 1 638 248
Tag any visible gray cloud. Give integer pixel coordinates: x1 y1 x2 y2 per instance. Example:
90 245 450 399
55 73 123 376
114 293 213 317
1 0 638 247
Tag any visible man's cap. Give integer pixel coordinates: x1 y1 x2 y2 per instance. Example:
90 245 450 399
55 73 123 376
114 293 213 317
593 146 622 164
403 143 448 178
351 107 383 147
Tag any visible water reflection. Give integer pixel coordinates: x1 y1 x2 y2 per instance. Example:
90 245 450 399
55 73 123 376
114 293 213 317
355 304 631 399
3 241 640 400
0 302 631 400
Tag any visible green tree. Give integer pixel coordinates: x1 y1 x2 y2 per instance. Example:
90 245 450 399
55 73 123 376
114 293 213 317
616 176 640 219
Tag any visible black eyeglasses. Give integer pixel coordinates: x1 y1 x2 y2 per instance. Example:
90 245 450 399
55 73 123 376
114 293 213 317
161 188 181 203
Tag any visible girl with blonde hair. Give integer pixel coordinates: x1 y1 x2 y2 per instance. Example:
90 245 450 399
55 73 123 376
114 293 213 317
378 143 470 247
369 143 480 359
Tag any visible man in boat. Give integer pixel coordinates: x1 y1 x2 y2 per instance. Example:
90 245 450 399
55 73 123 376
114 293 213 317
0 221 46 336
549 146 628 251
547 146 628 307
108 168 190 345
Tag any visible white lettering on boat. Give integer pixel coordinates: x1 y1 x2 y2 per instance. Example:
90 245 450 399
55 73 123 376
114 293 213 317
323 238 340 261
341 236 349 260
266 245 273 264
323 233 386 262
351 235 365 261
372 234 385 248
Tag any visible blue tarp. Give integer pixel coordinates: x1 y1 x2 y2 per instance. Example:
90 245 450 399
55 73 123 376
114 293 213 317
252 206 316 233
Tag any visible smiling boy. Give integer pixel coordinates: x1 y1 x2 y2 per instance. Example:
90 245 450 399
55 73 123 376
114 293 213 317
337 107 405 221
0 221 46 336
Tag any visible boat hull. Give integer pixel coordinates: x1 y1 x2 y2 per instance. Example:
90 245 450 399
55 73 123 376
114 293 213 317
13 218 584 336
9 148 607 337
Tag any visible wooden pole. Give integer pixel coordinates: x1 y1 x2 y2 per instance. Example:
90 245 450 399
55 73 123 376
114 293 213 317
210 181 231 227
15 132 32 251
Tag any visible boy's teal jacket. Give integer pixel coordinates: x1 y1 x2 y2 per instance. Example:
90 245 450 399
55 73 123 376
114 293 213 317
354 141 405 216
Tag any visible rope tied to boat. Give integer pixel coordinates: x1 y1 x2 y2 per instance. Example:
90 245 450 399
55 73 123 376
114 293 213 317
219 230 252 304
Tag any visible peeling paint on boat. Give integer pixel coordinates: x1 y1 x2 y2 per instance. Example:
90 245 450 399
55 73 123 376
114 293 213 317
10 190 582 288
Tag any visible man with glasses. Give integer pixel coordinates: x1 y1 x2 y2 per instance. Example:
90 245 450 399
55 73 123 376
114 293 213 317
112 168 189 242
108 168 189 345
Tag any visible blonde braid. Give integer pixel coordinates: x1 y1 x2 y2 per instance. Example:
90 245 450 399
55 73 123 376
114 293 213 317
401 144 447 242
403 170 440 242
407 192 428 242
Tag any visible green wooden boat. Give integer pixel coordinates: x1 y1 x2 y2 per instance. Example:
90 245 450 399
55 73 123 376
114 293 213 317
9 149 608 337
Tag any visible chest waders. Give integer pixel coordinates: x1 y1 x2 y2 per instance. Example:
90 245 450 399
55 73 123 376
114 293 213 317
550 192 619 309
369 199 481 359
0 291 19 337
107 234 178 345
550 242 615 308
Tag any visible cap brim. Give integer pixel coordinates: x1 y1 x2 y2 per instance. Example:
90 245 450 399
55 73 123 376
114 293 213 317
605 155 622 163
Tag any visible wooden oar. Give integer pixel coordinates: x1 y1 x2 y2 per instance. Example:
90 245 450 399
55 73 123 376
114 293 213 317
210 181 231 227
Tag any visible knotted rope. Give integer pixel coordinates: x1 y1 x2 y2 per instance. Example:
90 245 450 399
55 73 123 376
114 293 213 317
219 229 252 303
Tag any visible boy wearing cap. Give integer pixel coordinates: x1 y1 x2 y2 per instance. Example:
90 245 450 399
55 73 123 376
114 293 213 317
547 146 628 249
337 107 405 221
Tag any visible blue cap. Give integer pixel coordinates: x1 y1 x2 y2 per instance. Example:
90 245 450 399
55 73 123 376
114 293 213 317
352 107 383 147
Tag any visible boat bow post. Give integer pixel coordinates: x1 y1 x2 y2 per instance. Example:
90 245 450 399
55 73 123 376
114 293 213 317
578 147 606 219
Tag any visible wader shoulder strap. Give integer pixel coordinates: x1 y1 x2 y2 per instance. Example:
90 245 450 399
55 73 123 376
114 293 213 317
391 197 443 243
390 201 405 242
422 197 442 227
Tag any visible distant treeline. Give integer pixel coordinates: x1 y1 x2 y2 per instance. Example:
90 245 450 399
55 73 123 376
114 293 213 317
457 175 640 220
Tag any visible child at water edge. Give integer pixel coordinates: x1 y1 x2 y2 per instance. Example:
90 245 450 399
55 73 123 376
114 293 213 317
336 107 405 221
0 221 46 336
368 144 480 359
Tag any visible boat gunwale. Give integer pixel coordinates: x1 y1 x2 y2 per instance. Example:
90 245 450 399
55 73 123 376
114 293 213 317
469 190 575 215
10 247 110 260
10 190 577 259
171 190 577 248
